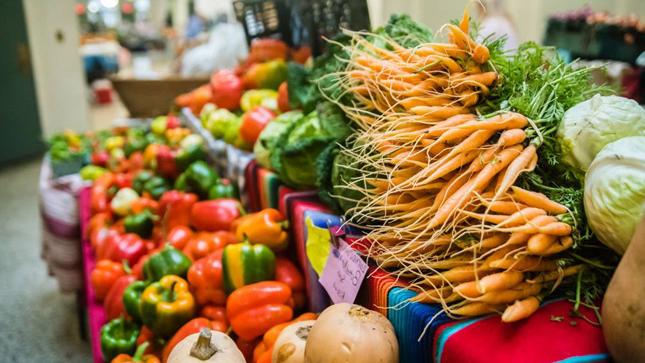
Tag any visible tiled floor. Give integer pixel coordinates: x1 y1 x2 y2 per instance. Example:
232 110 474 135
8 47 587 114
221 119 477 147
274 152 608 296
0 159 92 362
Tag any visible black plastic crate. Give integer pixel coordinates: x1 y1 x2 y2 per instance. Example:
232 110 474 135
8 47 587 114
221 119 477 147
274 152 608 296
233 0 370 55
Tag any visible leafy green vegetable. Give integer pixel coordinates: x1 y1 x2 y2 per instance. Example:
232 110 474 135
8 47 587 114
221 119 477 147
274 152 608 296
272 102 351 188
375 14 433 48
254 111 303 169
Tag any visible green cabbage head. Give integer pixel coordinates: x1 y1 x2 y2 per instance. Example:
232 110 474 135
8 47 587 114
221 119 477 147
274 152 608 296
558 95 645 173
584 136 645 255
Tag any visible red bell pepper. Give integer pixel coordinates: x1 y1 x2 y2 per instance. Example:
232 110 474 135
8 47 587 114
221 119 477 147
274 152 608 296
210 70 243 110
277 81 290 112
183 231 235 261
190 198 243 232
199 305 228 326
97 233 148 266
159 191 198 232
136 326 162 358
131 253 150 281
275 258 305 309
155 145 178 179
161 318 228 363
90 260 126 302
240 107 275 145
92 150 110 167
166 225 193 250
226 281 293 341
104 274 136 320
237 337 259 363
187 250 226 306
114 173 133 189
91 173 115 213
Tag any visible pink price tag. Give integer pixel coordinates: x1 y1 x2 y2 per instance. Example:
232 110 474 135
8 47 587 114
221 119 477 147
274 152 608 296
319 237 369 304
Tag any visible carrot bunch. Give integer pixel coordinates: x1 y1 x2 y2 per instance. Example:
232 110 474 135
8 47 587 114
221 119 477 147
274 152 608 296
328 10 579 322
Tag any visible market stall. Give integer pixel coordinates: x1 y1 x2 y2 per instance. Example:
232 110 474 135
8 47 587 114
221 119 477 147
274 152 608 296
42 7 645 363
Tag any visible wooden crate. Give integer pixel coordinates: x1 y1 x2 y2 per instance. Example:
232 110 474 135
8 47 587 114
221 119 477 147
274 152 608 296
111 77 208 118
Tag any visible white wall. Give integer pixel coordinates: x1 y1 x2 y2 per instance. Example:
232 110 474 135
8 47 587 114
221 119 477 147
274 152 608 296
23 0 89 136
369 0 644 43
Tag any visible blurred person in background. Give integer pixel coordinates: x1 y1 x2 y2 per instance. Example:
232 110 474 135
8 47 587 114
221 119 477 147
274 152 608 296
185 0 206 41
477 0 519 52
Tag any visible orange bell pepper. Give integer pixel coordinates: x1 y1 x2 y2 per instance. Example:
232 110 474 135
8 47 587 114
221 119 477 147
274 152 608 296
275 258 306 310
161 317 227 363
187 250 226 306
111 342 160 363
183 231 234 261
253 312 317 363
226 281 293 341
234 208 288 251
90 259 125 302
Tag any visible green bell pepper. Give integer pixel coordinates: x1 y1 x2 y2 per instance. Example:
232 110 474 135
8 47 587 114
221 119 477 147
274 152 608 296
180 160 218 199
175 142 206 171
122 280 148 323
132 170 154 194
124 128 148 157
124 210 155 239
143 176 171 200
222 241 276 293
174 172 187 191
141 275 195 338
208 179 239 200
143 245 192 281
100 317 139 362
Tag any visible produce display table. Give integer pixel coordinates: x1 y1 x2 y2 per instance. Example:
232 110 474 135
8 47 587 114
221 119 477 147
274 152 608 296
79 186 106 363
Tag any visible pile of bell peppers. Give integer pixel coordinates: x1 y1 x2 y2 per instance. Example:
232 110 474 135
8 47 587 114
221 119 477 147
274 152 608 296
85 122 311 363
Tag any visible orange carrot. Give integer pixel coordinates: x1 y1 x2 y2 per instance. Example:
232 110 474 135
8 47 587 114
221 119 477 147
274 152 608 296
409 105 468 119
450 302 501 316
536 236 574 256
538 222 572 236
493 215 558 234
489 257 558 272
480 200 527 215
473 233 508 249
424 264 489 284
526 264 582 284
494 144 537 199
498 129 526 147
477 271 524 293
507 232 532 245
476 283 542 305
501 296 540 322
527 234 557 254
454 281 482 298
458 113 528 132
429 145 523 228
497 207 546 227
510 186 568 214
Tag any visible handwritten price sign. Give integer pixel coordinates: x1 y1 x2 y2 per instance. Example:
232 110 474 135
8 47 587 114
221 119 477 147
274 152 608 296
319 237 368 304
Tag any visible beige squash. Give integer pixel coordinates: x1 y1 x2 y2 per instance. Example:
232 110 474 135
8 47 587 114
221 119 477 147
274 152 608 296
167 328 245 363
304 303 399 363
272 320 315 363
602 215 645 362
